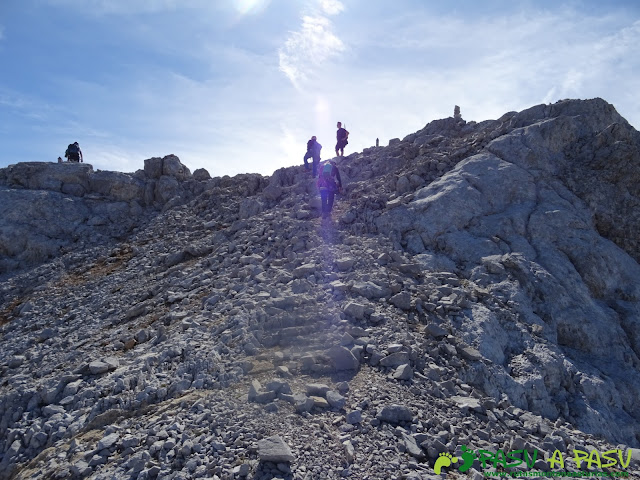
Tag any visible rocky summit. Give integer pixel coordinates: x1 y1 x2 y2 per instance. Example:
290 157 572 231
1 98 640 480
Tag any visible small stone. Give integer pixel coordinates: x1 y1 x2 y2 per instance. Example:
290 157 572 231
379 351 410 367
327 346 360 371
392 364 413 380
378 404 413 424
326 391 346 409
389 292 412 310
276 366 292 377
306 383 331 397
336 382 350 394
89 361 110 375
122 436 140 449
248 380 262 402
346 410 362 424
88 454 107 467
343 302 365 319
266 380 291 394
310 396 330 409
340 332 355 346
255 391 277 404
451 396 484 413
293 263 316 279
343 440 355 463
71 460 92 477
294 393 314 413
238 463 250 476
335 258 355 271
98 432 120 450
257 435 295 463
8 356 25 368
402 433 425 459
457 345 482 361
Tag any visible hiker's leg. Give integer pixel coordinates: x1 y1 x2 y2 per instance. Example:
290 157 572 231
328 190 335 212
303 152 311 170
320 190 328 214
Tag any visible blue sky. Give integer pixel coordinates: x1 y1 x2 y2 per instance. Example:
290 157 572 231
1 0 639 176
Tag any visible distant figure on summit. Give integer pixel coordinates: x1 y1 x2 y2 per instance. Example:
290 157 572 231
317 159 342 218
303 136 322 177
65 142 83 163
335 122 349 157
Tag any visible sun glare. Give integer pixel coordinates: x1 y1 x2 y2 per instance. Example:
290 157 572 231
232 0 269 15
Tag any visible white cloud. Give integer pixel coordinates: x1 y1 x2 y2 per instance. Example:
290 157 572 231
279 15 345 87
274 5 640 162
320 0 344 16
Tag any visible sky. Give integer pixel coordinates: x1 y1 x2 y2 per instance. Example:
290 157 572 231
1 0 639 177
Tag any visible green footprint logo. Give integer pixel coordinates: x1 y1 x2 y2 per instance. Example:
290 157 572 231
459 445 476 472
434 452 458 475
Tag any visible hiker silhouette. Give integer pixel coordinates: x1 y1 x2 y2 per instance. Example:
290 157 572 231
317 159 342 219
304 136 322 177
64 142 83 163
335 122 349 157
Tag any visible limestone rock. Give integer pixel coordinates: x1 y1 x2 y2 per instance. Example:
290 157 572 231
378 404 413 424
327 346 360 371
1 99 640 479
257 435 295 463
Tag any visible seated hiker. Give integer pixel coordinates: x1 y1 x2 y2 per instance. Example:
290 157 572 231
65 142 83 163
317 159 342 218
303 136 322 176
335 122 349 157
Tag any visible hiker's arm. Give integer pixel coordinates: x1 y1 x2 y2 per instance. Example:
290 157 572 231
335 168 342 188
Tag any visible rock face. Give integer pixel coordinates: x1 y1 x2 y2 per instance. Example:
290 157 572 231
0 156 266 273
0 98 639 479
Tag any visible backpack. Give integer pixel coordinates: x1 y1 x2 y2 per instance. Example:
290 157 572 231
321 162 333 179
67 144 79 155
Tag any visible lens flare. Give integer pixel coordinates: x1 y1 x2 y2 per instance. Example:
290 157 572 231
232 0 269 15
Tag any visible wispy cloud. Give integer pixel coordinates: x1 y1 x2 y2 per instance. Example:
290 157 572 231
2 1 639 176
278 15 345 87
320 0 344 16
272 5 640 161
0 88 54 121
278 3 345 88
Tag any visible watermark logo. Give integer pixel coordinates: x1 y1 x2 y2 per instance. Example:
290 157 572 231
434 446 477 474
432 445 632 477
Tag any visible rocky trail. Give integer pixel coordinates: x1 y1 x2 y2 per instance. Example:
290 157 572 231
1 98 640 479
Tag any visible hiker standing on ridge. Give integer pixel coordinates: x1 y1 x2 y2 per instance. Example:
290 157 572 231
65 142 83 163
317 159 342 218
335 122 349 157
303 136 322 177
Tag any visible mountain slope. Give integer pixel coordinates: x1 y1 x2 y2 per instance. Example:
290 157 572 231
1 98 639 479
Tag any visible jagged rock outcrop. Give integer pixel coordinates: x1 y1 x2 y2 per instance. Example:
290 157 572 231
374 100 640 444
1 98 639 479
0 155 254 273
